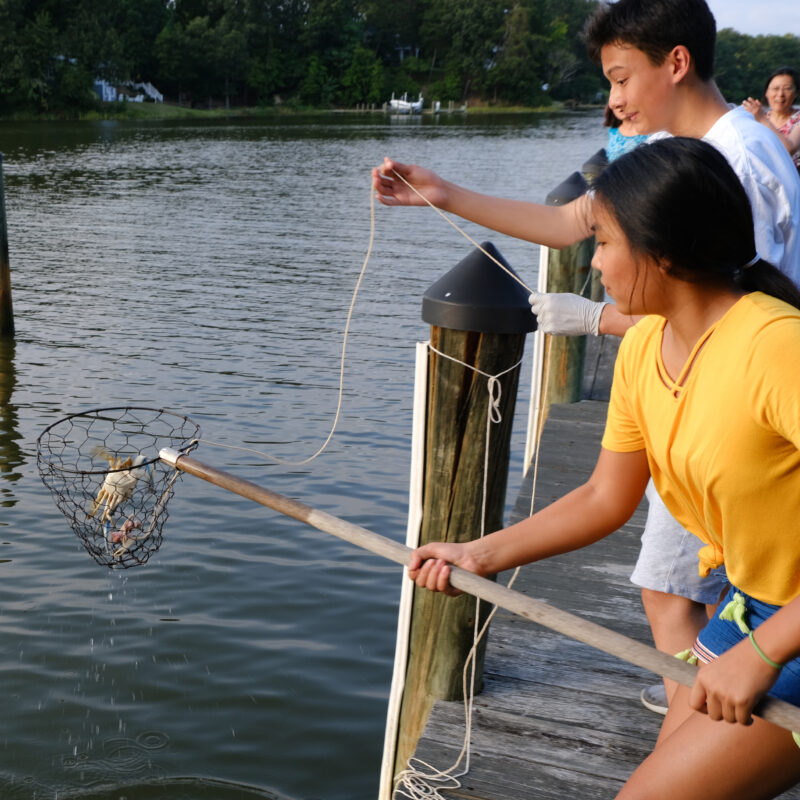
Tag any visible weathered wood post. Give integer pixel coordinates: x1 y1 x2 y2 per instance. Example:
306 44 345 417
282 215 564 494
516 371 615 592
392 242 536 778
543 171 592 405
582 148 609 303
0 154 15 337
525 150 609 476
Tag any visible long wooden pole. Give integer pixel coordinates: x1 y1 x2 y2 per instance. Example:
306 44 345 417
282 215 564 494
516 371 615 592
159 447 800 734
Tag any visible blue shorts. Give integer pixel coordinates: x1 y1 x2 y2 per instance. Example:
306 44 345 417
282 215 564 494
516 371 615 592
693 586 800 707
630 481 730 604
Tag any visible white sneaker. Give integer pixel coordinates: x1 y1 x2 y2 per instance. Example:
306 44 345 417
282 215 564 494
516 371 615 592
640 684 668 715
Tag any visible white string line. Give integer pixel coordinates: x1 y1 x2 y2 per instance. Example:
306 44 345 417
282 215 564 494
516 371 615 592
196 180 377 467
388 169 536 296
527 335 554 519
391 165 595 304
183 168 554 797
394 344 528 800
198 171 565 469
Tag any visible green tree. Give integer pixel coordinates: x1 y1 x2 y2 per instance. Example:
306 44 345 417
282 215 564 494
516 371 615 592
62 0 129 83
716 30 800 103
340 44 385 104
361 0 423 62
215 13 248 108
421 0 505 100
538 0 602 102
297 0 366 102
243 0 306 104
184 15 218 106
298 54 338 106
14 10 61 111
486 2 549 105
155 17 187 103
118 0 171 82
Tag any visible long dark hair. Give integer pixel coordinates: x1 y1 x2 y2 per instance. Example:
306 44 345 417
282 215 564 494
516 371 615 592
592 136 800 310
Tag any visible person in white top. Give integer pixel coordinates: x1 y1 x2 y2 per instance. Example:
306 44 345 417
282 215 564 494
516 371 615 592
371 0 800 714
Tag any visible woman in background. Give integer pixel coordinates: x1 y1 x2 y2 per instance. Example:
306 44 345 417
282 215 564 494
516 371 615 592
743 66 800 172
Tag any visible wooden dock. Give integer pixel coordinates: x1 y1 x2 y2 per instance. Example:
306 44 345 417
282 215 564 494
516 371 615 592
405 335 800 799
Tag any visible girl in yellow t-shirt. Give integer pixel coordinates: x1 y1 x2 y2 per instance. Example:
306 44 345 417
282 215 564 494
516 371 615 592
407 137 800 798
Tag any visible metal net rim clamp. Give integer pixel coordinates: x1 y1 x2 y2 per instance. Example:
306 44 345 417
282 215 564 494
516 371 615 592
36 406 201 569
36 406 199 476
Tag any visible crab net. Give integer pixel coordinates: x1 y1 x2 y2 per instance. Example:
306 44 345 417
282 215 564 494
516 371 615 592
36 407 200 569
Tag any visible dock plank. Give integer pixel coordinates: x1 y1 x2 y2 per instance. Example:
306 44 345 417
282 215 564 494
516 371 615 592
406 383 800 799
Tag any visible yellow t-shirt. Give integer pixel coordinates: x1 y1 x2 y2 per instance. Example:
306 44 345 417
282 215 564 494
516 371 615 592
602 292 800 606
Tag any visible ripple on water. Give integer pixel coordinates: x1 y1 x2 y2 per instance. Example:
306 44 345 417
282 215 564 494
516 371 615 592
0 112 606 800
57 775 292 800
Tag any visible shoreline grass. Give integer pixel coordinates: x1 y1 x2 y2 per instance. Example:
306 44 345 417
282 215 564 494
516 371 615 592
1 99 601 123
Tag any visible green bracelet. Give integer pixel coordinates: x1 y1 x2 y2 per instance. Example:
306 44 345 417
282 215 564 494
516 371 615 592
749 631 785 670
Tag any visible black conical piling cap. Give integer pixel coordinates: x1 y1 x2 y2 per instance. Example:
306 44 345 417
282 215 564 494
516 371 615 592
545 171 588 206
421 242 537 334
582 148 609 182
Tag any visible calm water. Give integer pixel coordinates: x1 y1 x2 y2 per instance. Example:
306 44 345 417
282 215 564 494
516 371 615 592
0 111 605 800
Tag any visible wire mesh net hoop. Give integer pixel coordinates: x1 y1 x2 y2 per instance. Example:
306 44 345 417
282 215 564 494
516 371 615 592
36 407 200 569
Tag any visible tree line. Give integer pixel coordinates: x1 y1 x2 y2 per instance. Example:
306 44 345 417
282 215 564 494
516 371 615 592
0 0 798 116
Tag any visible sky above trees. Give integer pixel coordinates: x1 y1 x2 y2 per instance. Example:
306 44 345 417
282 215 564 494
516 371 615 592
707 1 800 36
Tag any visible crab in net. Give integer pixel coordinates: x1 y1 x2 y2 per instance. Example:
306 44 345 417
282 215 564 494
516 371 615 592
36 407 200 568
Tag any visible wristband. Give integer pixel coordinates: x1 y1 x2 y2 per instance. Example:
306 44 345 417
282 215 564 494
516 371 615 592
748 631 784 670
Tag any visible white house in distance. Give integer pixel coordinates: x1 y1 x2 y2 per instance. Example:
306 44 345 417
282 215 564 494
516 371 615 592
93 79 164 103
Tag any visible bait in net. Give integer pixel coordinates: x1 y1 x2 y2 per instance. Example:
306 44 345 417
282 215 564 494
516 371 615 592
36 407 200 569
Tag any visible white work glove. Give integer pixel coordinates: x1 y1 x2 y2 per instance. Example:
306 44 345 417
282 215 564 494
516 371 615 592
528 292 607 336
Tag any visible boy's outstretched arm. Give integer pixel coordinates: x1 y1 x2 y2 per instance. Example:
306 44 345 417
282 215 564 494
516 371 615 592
372 158 594 250
373 158 640 338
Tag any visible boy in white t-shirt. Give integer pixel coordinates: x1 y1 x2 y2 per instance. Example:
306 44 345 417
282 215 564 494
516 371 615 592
372 0 800 713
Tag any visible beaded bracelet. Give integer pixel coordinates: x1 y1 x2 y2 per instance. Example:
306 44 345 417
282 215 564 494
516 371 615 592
749 631 785 670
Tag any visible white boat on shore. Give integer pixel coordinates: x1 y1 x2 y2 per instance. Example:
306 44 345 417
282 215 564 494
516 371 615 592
388 93 423 114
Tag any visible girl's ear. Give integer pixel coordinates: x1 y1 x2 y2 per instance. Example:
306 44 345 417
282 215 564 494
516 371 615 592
657 259 673 276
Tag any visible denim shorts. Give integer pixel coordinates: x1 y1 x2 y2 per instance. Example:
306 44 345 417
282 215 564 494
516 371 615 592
693 586 800 707
630 481 730 604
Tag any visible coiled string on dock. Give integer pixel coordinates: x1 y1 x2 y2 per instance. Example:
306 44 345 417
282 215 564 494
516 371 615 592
392 335 552 800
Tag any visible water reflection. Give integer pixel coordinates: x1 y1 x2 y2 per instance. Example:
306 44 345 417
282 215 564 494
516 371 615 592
0 335 22 509
0 112 606 800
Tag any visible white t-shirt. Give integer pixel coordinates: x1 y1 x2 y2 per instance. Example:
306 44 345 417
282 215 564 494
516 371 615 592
649 106 800 285
703 107 800 283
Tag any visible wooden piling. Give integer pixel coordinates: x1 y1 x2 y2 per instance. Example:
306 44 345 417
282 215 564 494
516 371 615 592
0 154 15 337
541 172 593 406
581 149 609 304
525 155 609 475
391 243 536 780
536 153 609 410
